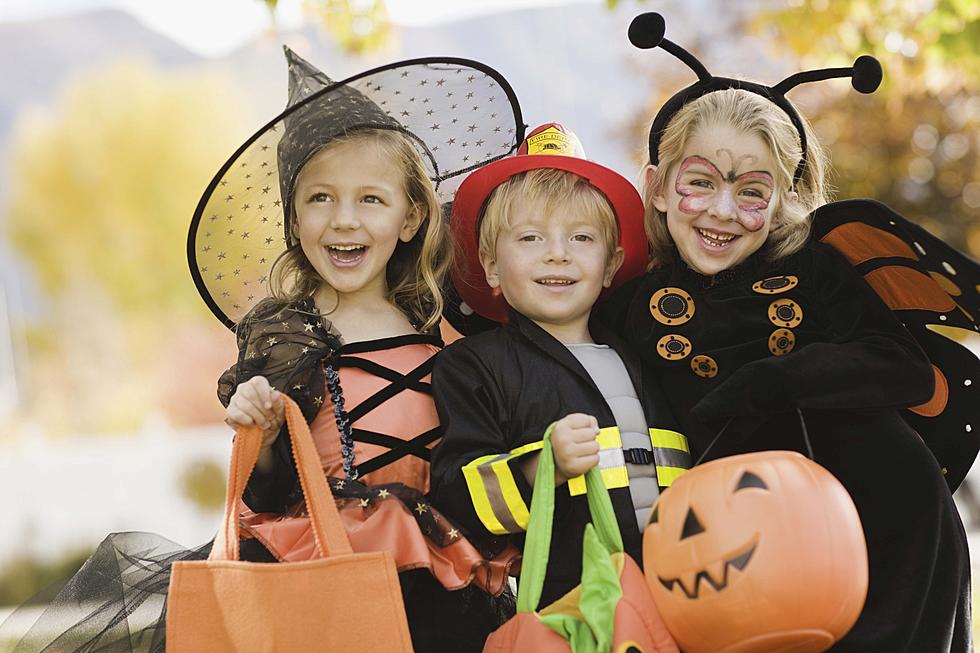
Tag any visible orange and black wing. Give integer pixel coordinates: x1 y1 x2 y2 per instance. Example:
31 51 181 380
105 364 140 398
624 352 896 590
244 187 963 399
811 198 980 491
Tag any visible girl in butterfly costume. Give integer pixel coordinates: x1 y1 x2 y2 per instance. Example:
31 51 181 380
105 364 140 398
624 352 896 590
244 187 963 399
602 13 977 652
1 48 523 653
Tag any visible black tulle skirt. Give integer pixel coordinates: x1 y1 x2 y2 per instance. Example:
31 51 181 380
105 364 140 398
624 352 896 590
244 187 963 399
0 531 514 653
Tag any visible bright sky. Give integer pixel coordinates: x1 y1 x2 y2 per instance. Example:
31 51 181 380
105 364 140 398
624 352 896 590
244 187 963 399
0 0 598 58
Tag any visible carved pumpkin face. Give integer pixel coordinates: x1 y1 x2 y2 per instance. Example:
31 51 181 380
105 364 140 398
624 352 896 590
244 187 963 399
643 451 867 653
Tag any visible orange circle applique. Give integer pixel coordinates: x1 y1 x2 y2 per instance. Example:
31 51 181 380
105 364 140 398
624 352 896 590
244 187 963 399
649 287 695 326
657 334 692 360
752 275 799 295
690 354 718 378
768 328 796 356
768 299 803 328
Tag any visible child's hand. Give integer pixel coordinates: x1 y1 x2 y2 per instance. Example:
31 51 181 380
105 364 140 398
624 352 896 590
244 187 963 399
226 376 285 451
551 413 600 485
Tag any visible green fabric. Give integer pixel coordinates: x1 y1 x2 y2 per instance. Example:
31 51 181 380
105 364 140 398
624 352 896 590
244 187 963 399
516 424 626 653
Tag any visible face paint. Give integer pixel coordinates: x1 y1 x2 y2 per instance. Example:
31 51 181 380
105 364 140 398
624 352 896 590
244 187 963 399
674 154 774 232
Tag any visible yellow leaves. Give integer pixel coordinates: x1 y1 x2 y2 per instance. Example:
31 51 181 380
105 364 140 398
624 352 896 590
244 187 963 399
302 0 392 54
5 59 248 318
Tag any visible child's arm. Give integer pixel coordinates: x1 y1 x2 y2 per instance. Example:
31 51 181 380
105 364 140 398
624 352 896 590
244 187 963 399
429 342 544 538
225 376 285 468
693 242 934 425
519 413 601 486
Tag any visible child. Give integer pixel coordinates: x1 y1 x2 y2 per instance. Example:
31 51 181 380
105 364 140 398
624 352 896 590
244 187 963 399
605 13 973 652
209 48 524 653
5 47 524 653
430 123 691 607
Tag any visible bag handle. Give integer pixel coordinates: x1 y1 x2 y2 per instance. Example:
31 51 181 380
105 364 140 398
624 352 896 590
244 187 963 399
516 424 624 613
694 408 815 466
210 395 354 561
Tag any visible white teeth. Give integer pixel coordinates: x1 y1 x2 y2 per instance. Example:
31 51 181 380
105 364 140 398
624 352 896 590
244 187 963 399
329 244 365 251
697 228 736 247
537 279 574 285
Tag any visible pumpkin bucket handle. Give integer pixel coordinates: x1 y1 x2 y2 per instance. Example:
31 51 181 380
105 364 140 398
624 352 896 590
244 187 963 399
694 408 814 466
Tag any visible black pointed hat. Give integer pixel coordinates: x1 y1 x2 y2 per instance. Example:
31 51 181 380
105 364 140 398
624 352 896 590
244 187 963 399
188 47 525 329
628 12 883 186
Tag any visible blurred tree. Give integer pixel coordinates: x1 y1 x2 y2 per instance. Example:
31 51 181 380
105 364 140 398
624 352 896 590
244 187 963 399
180 459 227 513
5 60 245 432
752 0 980 255
262 0 392 52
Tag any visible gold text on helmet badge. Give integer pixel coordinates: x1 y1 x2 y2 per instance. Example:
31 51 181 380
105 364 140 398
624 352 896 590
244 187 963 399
768 328 796 356
752 275 799 294
649 287 695 326
690 354 718 378
657 334 692 360
768 298 803 328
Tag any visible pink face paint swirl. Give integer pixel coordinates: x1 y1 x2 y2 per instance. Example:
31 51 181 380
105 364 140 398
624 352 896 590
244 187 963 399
673 156 774 232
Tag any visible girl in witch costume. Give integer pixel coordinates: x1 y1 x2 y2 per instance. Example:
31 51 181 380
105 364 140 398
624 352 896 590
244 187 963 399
203 47 526 653
1 47 524 653
601 13 976 652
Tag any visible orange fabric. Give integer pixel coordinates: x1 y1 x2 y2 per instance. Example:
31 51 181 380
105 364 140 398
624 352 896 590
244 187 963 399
863 266 957 313
240 341 520 594
166 398 413 652
820 222 918 265
241 498 519 594
312 343 439 491
483 554 678 653
909 365 949 417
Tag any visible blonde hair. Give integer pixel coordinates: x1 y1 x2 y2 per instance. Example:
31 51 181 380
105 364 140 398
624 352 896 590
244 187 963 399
269 128 450 332
644 88 830 266
477 168 620 263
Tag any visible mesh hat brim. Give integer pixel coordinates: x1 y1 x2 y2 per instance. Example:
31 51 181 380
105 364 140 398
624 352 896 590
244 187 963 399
451 154 648 323
189 56 524 329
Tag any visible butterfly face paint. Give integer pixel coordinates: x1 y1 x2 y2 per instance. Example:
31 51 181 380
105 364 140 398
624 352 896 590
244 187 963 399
674 150 774 232
655 124 780 276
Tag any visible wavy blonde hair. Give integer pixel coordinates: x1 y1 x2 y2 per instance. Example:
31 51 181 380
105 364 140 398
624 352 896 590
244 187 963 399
269 128 450 332
644 88 830 266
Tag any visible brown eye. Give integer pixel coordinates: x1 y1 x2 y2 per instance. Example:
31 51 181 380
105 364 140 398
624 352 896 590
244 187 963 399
735 470 768 491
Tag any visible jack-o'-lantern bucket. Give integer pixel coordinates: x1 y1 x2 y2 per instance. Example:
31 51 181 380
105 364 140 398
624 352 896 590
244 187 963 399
642 450 867 653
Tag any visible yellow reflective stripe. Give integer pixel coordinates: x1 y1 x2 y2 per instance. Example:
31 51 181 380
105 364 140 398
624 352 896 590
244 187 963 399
596 426 622 448
601 466 630 489
462 454 508 535
460 441 543 535
491 456 530 530
568 427 628 496
649 428 689 452
656 466 687 487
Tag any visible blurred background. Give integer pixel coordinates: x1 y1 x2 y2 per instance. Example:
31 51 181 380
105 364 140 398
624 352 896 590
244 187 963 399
0 0 977 642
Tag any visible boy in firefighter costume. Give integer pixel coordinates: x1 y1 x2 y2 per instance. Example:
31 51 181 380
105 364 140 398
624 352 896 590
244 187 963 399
430 123 691 606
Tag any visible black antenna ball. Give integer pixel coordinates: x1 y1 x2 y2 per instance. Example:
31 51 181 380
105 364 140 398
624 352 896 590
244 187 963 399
629 12 665 50
852 55 883 94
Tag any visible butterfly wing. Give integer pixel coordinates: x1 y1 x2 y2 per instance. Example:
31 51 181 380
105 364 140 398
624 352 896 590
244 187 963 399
811 198 980 491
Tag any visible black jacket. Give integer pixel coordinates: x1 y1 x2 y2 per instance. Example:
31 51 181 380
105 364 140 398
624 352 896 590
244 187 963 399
430 310 688 607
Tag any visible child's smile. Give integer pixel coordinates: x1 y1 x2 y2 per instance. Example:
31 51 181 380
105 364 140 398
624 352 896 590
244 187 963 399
293 140 420 303
481 202 622 343
652 124 778 276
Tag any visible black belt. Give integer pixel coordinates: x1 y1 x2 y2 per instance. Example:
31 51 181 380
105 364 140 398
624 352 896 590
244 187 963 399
623 447 655 465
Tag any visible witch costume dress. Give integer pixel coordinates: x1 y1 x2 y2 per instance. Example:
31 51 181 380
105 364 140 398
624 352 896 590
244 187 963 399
1 46 527 653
